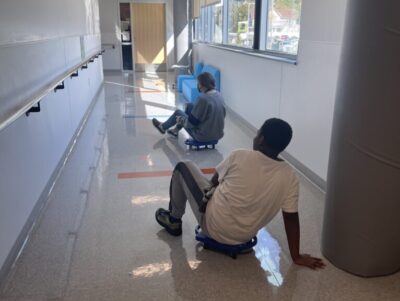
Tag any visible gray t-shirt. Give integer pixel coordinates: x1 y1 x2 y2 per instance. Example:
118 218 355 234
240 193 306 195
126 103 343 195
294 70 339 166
185 90 226 142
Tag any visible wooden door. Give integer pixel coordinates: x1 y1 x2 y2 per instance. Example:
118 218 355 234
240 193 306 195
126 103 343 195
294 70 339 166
131 3 166 72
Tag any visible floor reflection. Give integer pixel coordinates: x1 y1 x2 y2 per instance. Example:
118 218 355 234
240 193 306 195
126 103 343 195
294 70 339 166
255 228 284 287
130 195 168 206
130 259 201 279
153 137 224 167
156 231 275 300
105 71 184 139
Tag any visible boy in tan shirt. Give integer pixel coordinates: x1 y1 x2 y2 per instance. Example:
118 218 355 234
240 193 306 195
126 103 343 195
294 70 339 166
156 118 324 270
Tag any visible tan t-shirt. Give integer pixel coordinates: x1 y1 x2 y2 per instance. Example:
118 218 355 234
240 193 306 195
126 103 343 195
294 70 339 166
204 149 299 245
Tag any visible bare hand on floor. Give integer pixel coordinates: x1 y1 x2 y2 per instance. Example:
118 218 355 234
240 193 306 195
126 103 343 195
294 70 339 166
293 254 326 270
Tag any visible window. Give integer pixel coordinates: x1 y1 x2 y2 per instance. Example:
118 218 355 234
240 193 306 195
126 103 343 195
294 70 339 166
227 0 256 48
193 0 302 57
211 3 223 44
265 0 302 55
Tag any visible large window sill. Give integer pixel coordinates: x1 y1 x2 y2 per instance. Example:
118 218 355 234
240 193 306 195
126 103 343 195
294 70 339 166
193 41 297 65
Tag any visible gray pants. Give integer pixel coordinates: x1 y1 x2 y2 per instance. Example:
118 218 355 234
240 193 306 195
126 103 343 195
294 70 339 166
169 161 211 234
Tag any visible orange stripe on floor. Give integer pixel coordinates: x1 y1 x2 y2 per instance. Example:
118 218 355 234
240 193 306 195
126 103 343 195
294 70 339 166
118 168 216 179
199 168 216 174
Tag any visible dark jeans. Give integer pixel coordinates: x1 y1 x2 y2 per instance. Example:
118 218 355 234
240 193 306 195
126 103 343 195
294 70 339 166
161 103 194 131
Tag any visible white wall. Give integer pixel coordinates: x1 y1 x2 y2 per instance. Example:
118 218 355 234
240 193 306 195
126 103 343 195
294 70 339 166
174 0 189 65
99 0 122 69
0 0 103 274
99 0 175 70
194 0 348 181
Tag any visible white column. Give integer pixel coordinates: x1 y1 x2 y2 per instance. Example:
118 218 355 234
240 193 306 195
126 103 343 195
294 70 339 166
322 0 400 277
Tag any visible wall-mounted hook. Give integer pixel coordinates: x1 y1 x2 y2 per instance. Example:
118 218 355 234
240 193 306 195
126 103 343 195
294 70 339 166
54 81 65 92
26 102 41 116
70 71 79 78
81 64 88 70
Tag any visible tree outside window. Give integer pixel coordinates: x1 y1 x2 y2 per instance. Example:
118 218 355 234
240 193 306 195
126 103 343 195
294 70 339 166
227 0 255 48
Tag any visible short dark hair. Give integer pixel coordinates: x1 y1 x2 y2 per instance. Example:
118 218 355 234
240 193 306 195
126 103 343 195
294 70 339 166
260 118 293 153
197 72 216 90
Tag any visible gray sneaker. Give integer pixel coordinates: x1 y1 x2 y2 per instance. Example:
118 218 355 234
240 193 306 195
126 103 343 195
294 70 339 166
167 127 179 138
155 208 182 236
152 118 165 134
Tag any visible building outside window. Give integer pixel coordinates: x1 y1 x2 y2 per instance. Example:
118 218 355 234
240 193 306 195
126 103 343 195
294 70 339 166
211 3 223 44
266 0 302 55
227 0 256 48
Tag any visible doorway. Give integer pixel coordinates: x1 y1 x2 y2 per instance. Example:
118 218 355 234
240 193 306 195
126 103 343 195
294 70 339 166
131 3 167 72
119 3 133 71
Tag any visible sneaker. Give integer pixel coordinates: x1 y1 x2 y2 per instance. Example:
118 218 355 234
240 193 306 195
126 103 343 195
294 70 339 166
167 128 179 138
155 208 182 236
152 118 165 134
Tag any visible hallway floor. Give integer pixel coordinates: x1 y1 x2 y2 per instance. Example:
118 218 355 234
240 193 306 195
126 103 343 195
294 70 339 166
1 71 399 301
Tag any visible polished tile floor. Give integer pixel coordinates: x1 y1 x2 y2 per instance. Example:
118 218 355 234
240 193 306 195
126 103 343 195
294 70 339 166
1 71 399 301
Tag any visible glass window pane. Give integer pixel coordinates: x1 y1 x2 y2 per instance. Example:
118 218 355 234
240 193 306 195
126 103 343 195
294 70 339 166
203 7 209 41
227 0 256 48
266 0 302 55
212 4 223 43
199 10 204 40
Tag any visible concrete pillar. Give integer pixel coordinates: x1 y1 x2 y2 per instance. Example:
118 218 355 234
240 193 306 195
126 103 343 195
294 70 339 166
322 0 400 276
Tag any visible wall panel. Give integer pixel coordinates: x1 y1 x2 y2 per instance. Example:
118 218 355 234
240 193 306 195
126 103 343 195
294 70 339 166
0 0 104 278
0 0 102 127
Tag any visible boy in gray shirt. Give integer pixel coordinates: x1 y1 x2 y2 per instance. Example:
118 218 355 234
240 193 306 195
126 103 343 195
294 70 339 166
152 72 225 142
